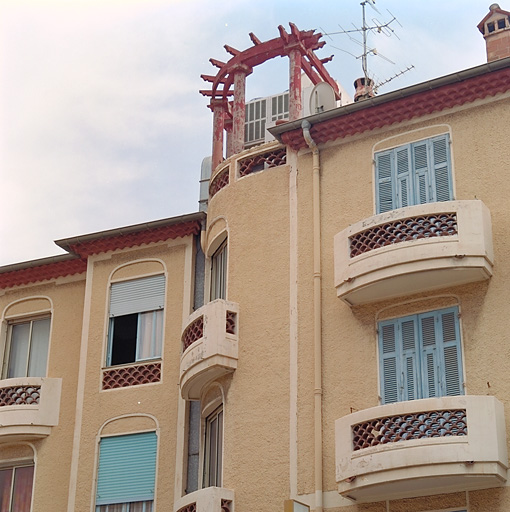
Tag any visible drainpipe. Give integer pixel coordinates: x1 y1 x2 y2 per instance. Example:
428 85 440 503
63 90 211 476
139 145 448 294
301 120 323 512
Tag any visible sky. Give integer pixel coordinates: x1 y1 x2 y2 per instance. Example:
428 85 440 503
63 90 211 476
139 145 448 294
0 0 493 266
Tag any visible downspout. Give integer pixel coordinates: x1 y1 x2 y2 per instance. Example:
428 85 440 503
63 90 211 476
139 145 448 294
302 120 323 512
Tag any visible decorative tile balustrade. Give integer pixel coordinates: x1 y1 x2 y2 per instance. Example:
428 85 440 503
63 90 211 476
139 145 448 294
335 200 494 305
209 165 230 199
102 361 161 390
335 396 508 503
238 146 286 177
352 408 467 451
177 504 196 512
180 299 239 400
0 385 41 406
0 377 62 442
182 315 204 351
349 212 457 257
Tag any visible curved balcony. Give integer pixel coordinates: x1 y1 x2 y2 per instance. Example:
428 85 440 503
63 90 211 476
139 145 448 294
180 300 239 400
174 487 234 512
335 395 508 503
334 200 494 305
209 141 287 200
0 377 62 442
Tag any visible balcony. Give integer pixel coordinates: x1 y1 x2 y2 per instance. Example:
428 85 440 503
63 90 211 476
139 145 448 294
0 377 62 442
334 200 494 305
180 300 239 400
335 395 508 503
174 487 234 512
209 141 287 200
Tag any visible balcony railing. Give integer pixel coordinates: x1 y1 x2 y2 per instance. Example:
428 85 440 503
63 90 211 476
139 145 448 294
335 395 508 503
209 142 287 200
334 200 494 305
0 377 62 442
180 300 239 400
174 487 234 512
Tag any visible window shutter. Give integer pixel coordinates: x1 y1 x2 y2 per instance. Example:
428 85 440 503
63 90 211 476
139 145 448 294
395 146 412 208
110 275 165 317
379 321 400 404
375 151 394 213
419 313 441 399
96 431 157 506
400 318 419 401
439 308 464 396
431 134 452 202
412 141 432 204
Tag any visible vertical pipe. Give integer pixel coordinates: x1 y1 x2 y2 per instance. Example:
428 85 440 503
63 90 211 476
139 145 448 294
289 49 303 121
211 101 226 170
302 120 322 512
232 70 247 155
224 119 233 158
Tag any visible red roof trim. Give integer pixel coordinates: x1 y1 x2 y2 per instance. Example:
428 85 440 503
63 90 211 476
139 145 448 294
279 66 510 150
67 220 201 257
0 258 87 289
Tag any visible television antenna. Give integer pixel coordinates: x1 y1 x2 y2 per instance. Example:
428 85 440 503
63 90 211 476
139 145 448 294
323 0 414 95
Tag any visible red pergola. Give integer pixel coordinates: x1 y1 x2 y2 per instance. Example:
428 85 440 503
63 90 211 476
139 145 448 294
200 23 340 169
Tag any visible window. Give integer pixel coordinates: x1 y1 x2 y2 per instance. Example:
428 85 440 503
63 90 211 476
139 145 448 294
379 307 464 404
210 240 227 301
375 134 452 214
4 318 50 379
203 406 223 488
245 98 267 146
96 432 157 512
0 465 34 512
107 275 165 367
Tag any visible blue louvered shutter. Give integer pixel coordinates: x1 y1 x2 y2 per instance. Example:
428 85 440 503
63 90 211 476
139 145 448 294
438 307 464 396
110 275 165 317
375 151 394 213
412 141 432 204
400 317 419 401
419 313 441 399
379 321 401 404
431 134 453 202
96 431 157 506
395 146 412 209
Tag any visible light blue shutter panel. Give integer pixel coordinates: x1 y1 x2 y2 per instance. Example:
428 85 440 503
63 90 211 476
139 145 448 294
431 134 453 202
412 141 432 204
110 275 165 317
96 431 157 505
379 321 401 404
419 313 440 399
400 317 419 401
375 151 394 213
439 307 464 396
395 146 412 209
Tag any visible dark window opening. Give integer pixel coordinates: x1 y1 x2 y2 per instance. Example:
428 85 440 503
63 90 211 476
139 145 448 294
110 314 138 365
498 18 506 29
488 21 496 32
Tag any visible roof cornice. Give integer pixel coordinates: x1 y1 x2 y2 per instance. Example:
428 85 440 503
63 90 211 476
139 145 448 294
269 57 510 150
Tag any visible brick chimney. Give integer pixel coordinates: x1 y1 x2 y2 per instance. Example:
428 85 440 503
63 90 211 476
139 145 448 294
353 77 375 102
478 3 510 62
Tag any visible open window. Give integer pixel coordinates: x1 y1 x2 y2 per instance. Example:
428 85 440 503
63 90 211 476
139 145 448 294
375 133 453 214
0 464 34 512
3 318 50 379
379 307 464 404
96 431 157 512
107 275 165 367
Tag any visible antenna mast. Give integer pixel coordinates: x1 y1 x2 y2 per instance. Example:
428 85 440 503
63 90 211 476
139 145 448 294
324 1 414 99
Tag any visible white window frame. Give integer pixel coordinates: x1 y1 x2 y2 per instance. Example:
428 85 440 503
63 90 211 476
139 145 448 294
0 463 35 512
203 405 223 488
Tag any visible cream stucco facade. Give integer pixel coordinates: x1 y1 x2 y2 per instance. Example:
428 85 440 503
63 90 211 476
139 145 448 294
2 6 510 512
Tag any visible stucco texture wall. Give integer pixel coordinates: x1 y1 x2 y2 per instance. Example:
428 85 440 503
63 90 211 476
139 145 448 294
208 158 291 511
